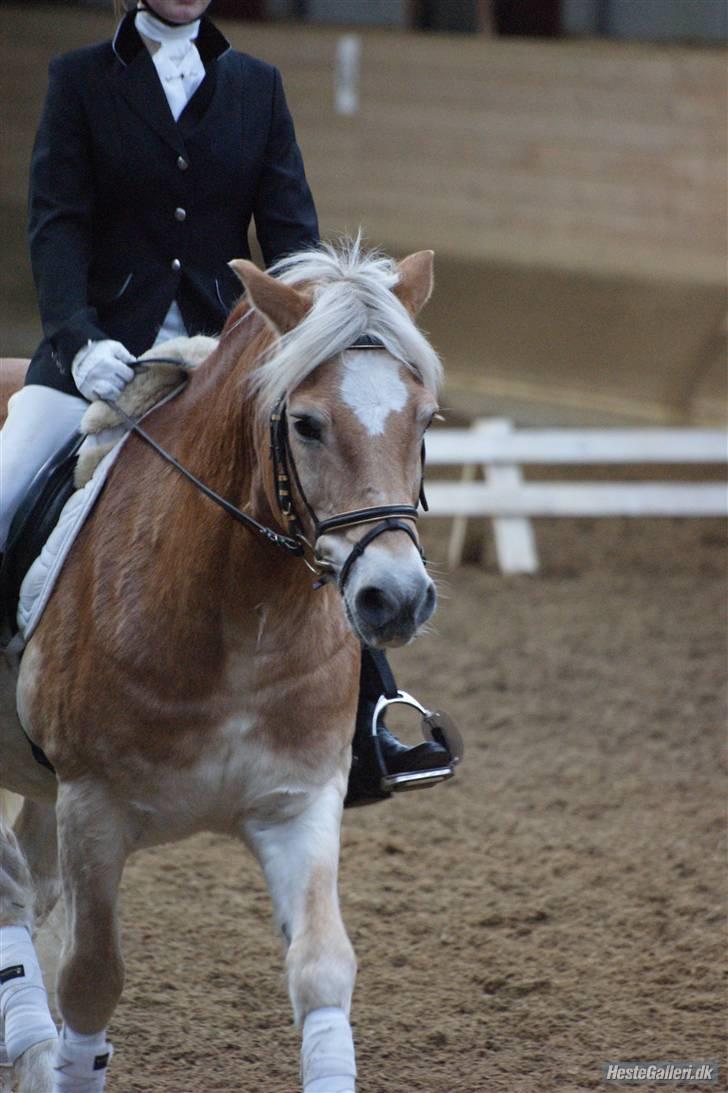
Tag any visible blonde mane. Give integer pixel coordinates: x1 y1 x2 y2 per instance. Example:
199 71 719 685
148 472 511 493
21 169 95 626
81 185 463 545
249 238 443 411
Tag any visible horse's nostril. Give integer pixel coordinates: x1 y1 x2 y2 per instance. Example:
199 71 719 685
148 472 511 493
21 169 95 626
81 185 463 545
422 583 436 619
355 585 397 628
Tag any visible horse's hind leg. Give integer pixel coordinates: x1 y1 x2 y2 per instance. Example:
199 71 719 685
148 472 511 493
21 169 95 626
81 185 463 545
0 817 57 1092
13 799 60 926
245 784 357 1093
52 780 127 1091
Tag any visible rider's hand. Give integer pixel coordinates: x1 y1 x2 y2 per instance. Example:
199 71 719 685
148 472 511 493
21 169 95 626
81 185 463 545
71 339 135 401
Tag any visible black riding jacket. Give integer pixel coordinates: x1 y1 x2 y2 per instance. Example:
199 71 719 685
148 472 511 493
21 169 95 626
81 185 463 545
26 11 319 395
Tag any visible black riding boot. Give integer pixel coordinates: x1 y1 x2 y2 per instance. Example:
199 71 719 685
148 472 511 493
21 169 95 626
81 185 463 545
344 647 451 807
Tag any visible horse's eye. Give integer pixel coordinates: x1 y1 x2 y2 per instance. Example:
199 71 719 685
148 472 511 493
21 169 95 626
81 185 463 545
293 416 322 442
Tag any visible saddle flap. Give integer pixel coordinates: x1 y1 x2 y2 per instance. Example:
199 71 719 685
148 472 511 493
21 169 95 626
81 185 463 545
0 433 84 639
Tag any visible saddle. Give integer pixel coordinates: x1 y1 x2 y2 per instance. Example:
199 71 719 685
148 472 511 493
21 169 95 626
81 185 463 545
0 433 84 642
0 336 218 648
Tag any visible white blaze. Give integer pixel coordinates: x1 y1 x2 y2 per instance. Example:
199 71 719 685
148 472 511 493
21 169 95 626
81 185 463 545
340 351 408 435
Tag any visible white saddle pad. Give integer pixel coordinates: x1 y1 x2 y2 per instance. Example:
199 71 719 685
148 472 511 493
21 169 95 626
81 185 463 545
14 440 130 651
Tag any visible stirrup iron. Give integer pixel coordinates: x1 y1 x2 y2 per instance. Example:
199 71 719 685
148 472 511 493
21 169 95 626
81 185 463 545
371 690 464 793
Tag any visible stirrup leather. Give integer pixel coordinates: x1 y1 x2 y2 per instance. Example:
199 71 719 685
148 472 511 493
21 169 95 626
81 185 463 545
371 690 464 793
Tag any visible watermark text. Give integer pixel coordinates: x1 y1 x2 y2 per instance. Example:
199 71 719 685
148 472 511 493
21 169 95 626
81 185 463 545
603 1061 718 1085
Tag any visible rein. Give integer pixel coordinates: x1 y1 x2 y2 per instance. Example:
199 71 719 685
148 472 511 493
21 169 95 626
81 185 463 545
107 357 302 555
109 398 304 556
112 341 428 587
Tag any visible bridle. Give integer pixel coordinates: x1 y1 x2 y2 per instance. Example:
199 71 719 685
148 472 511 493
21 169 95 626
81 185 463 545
111 337 429 591
268 336 429 589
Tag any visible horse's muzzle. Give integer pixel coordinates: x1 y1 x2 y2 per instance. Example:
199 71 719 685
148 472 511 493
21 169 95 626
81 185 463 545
346 565 437 648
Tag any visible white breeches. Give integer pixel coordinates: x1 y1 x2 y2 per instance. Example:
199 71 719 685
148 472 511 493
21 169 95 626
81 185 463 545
0 384 86 550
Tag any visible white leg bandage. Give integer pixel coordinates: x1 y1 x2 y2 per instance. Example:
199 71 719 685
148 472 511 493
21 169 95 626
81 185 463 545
301 1007 356 1093
53 1025 113 1093
0 926 57 1064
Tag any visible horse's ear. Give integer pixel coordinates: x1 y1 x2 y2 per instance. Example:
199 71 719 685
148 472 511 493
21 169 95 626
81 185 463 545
229 259 311 334
393 250 434 318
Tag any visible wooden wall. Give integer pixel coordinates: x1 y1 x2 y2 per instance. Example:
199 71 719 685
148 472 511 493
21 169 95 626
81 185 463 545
2 5 726 423
263 28 727 286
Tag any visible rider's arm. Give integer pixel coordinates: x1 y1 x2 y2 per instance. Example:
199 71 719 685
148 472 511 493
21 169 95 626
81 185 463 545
251 66 320 270
28 55 107 378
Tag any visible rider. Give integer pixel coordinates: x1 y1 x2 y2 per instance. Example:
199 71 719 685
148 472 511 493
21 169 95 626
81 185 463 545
0 0 451 803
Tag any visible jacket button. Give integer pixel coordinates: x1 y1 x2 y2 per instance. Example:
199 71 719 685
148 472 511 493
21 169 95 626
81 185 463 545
177 155 189 171
174 207 187 222
171 258 181 271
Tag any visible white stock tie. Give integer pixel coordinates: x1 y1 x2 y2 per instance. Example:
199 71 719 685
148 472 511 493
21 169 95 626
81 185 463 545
135 10 205 121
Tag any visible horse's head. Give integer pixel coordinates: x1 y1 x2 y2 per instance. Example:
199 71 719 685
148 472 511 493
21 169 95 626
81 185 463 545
230 243 442 648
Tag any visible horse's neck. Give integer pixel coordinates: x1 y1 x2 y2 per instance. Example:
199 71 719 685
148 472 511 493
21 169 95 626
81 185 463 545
68 321 351 700
115 334 327 645
144 348 272 570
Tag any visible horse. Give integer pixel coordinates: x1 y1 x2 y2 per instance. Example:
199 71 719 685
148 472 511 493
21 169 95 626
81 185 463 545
0 240 443 1092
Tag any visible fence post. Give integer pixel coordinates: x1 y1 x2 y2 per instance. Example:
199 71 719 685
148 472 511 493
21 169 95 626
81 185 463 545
446 460 478 569
445 418 539 572
481 419 539 574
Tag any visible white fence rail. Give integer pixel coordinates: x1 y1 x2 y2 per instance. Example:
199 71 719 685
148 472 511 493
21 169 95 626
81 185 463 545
424 419 728 573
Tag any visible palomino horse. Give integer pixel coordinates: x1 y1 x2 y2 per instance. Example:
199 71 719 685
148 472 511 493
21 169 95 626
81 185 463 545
0 242 443 1092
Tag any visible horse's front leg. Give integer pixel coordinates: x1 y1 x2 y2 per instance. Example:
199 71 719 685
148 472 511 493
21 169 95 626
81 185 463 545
245 782 357 1093
52 780 127 1092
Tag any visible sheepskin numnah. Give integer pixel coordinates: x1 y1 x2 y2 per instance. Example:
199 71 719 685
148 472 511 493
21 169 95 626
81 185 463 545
74 335 217 487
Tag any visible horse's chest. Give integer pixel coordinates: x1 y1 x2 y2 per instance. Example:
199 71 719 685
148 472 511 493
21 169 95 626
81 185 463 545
19 627 352 842
113 713 339 846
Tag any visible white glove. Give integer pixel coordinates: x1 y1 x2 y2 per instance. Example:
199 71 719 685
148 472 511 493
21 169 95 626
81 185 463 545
71 339 135 401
